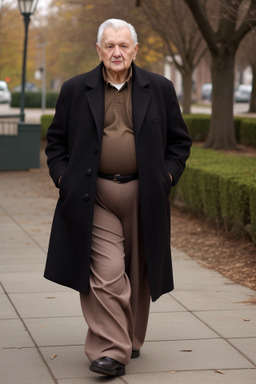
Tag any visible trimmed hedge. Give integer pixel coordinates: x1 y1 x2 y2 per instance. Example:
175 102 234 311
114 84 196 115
183 114 256 147
182 114 210 141
173 146 256 244
11 92 58 109
41 112 256 244
41 114 54 139
41 113 256 147
240 118 256 147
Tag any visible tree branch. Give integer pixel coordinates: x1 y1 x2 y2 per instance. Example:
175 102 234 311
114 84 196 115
235 0 256 41
164 39 185 74
194 46 208 67
218 0 240 37
184 0 217 52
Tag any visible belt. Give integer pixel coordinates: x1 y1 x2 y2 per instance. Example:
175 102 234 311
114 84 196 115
98 172 138 183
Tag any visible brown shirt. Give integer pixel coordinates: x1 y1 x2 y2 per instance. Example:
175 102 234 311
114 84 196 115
99 67 137 174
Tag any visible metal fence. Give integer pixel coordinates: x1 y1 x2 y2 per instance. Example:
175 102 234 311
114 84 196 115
0 114 22 135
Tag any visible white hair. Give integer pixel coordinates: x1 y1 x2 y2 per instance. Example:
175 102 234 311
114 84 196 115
97 18 138 47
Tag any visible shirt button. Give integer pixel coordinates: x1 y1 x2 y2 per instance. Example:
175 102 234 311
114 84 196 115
82 193 90 201
86 168 92 176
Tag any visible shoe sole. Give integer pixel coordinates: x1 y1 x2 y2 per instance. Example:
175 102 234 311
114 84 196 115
90 365 125 377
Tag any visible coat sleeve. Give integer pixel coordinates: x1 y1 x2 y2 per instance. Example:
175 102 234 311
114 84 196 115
45 83 70 187
165 82 192 186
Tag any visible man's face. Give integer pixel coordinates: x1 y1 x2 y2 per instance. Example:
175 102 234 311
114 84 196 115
96 27 138 77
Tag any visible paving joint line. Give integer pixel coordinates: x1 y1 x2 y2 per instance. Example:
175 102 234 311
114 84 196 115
0 283 58 383
0 201 47 255
169 292 256 367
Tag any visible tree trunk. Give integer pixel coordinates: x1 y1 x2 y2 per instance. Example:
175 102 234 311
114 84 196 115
205 52 237 150
249 64 256 113
182 70 192 114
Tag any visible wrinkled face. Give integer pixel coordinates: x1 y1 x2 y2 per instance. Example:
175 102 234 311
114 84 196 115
96 27 138 76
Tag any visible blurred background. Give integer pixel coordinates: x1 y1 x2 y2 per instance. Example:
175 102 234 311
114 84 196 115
0 0 255 113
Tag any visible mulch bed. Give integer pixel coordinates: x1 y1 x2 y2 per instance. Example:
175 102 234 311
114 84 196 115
171 205 256 294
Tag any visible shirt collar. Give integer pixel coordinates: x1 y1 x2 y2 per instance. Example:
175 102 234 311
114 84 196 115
102 66 132 89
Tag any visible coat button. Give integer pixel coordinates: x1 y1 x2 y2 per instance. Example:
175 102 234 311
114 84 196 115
82 193 90 201
86 168 92 176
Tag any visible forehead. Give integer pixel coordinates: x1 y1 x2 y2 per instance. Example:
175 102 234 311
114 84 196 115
101 27 133 44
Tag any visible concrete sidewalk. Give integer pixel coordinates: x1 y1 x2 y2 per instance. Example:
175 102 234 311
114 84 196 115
0 163 256 383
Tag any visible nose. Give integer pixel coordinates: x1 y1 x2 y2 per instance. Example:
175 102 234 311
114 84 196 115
113 45 121 56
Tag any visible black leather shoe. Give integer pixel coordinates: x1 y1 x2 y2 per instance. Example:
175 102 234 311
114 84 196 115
131 349 140 358
90 356 125 376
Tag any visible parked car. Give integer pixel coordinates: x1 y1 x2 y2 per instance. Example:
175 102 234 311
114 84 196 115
234 84 252 103
0 81 11 104
201 83 212 100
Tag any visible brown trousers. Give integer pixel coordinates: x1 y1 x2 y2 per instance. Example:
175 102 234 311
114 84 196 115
80 177 150 365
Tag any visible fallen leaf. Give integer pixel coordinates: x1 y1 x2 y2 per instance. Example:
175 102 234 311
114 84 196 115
169 371 176 374
243 318 250 321
215 370 224 375
237 297 256 305
50 354 58 360
180 350 192 352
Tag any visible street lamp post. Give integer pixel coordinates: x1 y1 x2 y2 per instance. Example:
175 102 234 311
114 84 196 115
37 42 46 114
18 0 39 122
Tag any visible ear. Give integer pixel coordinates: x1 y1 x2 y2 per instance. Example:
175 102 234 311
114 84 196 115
96 44 102 61
133 43 139 61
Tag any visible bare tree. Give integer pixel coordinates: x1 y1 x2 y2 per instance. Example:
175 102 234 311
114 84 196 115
136 0 256 148
140 0 207 113
183 0 256 149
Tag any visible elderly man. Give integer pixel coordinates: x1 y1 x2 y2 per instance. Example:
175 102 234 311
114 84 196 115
44 18 192 377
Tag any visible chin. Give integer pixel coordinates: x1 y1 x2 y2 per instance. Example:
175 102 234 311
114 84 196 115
111 67 126 73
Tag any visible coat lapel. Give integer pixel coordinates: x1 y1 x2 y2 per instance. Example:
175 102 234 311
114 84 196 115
132 63 152 138
84 63 152 141
85 64 105 141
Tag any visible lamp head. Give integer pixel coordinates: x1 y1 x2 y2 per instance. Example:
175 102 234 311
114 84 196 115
18 0 39 16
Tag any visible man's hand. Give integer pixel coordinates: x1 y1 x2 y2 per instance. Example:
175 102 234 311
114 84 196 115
168 173 173 184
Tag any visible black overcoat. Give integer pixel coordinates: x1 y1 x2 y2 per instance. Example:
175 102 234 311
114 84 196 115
44 62 192 302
